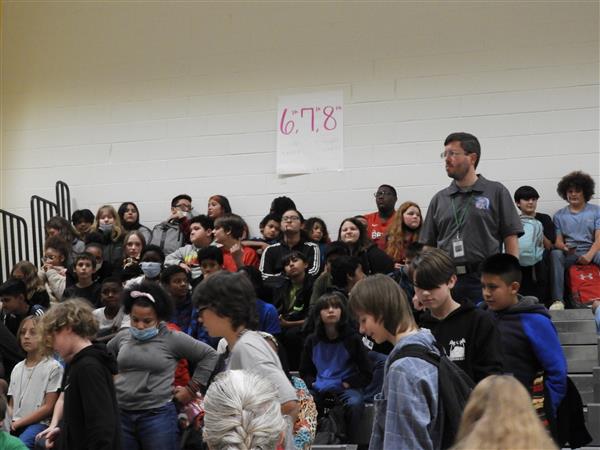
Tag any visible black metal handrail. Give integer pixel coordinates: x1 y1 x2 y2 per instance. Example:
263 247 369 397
55 180 71 220
30 196 58 266
0 209 30 283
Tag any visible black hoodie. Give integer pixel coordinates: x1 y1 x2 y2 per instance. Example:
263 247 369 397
60 343 121 450
419 301 504 382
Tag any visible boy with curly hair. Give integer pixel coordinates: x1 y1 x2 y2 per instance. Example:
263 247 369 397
550 171 600 309
37 299 121 450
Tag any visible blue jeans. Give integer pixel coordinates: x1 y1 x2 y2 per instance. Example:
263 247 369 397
338 388 365 441
120 402 178 450
16 423 47 449
551 249 600 302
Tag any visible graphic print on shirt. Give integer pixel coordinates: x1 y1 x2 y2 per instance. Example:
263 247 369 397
448 338 466 361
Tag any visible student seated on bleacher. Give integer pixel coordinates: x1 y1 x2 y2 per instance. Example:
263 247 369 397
300 292 371 444
481 254 567 433
513 186 556 306
89 205 125 267
273 251 315 371
38 236 70 302
550 171 600 310
242 213 281 256
11 261 50 309
149 194 193 255
337 217 394 275
63 253 101 307
259 208 321 281
0 279 45 337
411 248 504 383
164 214 214 284
213 214 259 272
118 202 152 243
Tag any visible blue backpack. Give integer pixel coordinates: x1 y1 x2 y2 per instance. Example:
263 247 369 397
518 215 544 266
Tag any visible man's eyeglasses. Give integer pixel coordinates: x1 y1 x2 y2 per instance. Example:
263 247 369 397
174 203 192 212
373 191 395 198
281 215 300 222
440 150 468 159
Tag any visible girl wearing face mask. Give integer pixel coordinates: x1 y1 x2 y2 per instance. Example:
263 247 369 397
107 282 218 450
385 201 423 268
124 245 165 288
90 205 125 266
337 217 394 276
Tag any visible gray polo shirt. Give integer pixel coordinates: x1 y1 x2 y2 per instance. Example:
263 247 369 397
420 175 523 266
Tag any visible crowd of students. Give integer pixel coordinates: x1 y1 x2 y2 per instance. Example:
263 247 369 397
0 131 597 449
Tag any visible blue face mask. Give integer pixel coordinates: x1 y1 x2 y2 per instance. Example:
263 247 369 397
130 326 159 341
140 262 162 279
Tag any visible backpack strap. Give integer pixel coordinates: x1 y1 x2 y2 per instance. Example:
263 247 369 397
388 343 441 369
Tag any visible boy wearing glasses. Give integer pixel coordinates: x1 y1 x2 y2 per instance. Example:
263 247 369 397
364 184 397 250
420 132 522 304
149 194 193 255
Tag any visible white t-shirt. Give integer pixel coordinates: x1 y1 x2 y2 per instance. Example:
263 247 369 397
8 357 63 423
227 331 297 404
93 307 131 331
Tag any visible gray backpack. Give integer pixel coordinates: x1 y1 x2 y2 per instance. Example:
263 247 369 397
149 221 184 255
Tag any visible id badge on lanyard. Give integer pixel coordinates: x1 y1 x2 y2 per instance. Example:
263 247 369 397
452 234 465 258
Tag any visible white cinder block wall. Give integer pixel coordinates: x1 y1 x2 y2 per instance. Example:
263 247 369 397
1 1 598 238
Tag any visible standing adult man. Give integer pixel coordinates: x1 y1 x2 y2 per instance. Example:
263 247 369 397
364 185 397 251
420 132 523 303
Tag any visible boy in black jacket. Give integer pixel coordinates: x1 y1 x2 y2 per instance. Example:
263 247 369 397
411 248 504 382
38 299 121 450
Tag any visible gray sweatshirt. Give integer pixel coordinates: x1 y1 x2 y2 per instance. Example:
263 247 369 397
107 323 218 410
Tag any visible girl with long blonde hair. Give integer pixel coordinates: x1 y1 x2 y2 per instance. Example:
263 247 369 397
90 205 125 265
452 375 557 450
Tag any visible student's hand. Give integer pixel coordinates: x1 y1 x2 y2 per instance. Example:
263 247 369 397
342 382 350 389
179 263 191 273
577 253 592 265
37 426 60 448
10 419 21 432
230 242 243 258
173 385 194 405
279 315 290 328
412 295 424 311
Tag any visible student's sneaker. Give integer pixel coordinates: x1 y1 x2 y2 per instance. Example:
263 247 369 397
549 300 565 310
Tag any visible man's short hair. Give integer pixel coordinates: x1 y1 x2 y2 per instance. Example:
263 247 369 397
190 214 214 231
349 274 416 336
160 265 189 285
141 244 165 263
409 248 455 290
171 194 192 208
556 170 595 202
444 132 481 168
0 278 27 298
378 184 397 198
270 196 297 217
214 214 245 240
479 253 522 285
198 246 224 265
514 185 540 203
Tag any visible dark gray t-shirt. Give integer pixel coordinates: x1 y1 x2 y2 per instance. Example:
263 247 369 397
420 175 523 265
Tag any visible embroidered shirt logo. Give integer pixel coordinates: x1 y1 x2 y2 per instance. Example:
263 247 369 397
448 338 466 361
474 196 490 210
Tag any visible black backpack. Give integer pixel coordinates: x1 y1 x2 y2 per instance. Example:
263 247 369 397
389 344 475 449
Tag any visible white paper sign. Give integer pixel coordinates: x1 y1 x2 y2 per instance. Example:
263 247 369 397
276 90 343 175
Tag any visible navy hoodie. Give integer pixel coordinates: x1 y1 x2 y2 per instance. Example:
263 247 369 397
484 295 567 417
61 343 121 450
419 301 504 382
